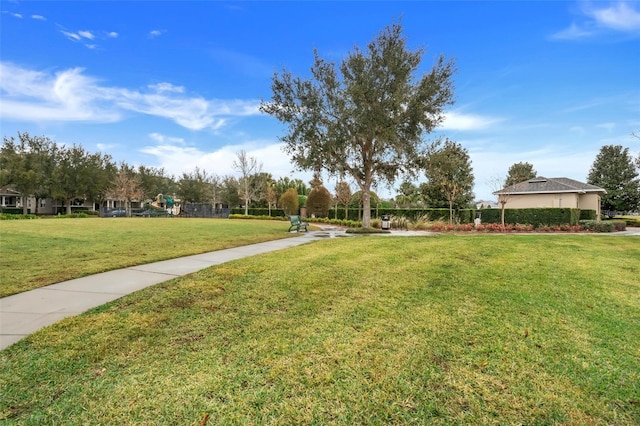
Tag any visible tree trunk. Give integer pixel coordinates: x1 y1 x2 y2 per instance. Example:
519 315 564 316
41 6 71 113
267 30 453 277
66 198 72 215
449 199 454 225
22 195 29 215
362 188 371 228
501 203 506 227
244 199 249 216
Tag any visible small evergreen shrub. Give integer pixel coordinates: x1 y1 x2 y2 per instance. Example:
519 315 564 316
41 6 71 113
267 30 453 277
0 213 39 220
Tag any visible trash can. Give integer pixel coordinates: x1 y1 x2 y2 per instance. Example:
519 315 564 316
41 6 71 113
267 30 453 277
381 214 390 230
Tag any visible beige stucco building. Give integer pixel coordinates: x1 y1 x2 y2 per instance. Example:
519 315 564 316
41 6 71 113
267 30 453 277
493 177 606 217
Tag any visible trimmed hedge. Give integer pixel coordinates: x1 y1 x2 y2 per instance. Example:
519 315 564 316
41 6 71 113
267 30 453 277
579 209 597 220
479 208 582 227
230 208 286 217
327 208 477 223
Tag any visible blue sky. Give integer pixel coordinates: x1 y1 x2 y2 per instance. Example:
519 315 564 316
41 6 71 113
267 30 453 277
1 1 639 201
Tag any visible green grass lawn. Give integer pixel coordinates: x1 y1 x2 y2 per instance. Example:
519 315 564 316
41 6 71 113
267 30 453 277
0 217 295 297
1 235 639 424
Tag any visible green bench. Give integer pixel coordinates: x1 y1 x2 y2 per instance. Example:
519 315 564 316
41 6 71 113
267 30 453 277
288 215 309 232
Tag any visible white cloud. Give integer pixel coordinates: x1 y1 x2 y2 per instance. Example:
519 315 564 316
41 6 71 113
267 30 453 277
78 30 95 40
149 133 186 145
61 30 82 41
0 63 121 122
440 111 503 131
587 1 640 32
597 122 616 131
139 136 297 181
149 82 185 94
107 32 118 38
569 126 586 135
0 62 261 130
552 1 640 40
10 12 22 18
550 22 594 40
31 15 46 21
149 29 166 38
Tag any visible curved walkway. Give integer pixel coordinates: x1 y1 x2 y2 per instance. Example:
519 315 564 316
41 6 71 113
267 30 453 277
1 226 636 350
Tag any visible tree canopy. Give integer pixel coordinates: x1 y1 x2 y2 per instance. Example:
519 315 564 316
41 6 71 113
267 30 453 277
587 145 640 213
422 139 474 224
260 22 455 227
505 162 536 186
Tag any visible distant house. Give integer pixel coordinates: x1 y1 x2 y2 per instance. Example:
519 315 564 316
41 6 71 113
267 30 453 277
493 177 606 217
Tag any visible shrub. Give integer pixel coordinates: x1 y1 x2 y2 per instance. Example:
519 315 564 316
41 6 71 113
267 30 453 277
306 186 332 218
279 188 299 216
580 220 615 232
345 227 390 234
0 213 39 220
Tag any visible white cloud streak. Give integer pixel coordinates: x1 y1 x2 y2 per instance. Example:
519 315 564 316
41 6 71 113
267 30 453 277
0 62 261 130
31 15 46 21
78 30 95 40
149 29 166 38
551 1 640 40
587 1 640 32
440 111 503 131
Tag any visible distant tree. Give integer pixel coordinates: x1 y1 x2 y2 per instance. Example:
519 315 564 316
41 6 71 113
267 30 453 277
587 145 640 213
422 139 474 224
220 175 241 207
279 187 299 216
0 132 59 214
489 175 511 227
137 166 176 203
233 150 263 215
51 144 112 215
260 22 455 228
264 181 278 216
85 154 117 210
178 167 212 203
250 172 275 208
505 162 537 186
395 180 419 208
334 181 352 219
107 163 143 216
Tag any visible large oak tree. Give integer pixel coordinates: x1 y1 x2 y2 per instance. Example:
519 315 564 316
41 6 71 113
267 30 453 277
260 23 455 227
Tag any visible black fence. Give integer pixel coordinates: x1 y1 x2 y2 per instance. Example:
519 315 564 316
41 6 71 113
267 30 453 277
181 203 230 218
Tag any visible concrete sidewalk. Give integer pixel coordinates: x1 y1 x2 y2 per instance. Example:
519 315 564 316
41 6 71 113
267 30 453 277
1 232 337 350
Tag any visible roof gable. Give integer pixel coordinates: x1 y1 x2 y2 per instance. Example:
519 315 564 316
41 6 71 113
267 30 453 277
494 177 606 195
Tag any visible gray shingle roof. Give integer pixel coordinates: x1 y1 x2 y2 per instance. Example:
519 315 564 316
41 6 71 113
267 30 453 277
494 177 606 195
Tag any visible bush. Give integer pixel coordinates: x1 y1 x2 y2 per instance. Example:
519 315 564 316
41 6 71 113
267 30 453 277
306 186 332 218
621 218 640 227
580 220 615 232
0 213 39 220
279 188 299 216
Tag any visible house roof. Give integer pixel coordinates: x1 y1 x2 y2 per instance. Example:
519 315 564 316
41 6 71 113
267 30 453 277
493 177 607 195
0 185 22 196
